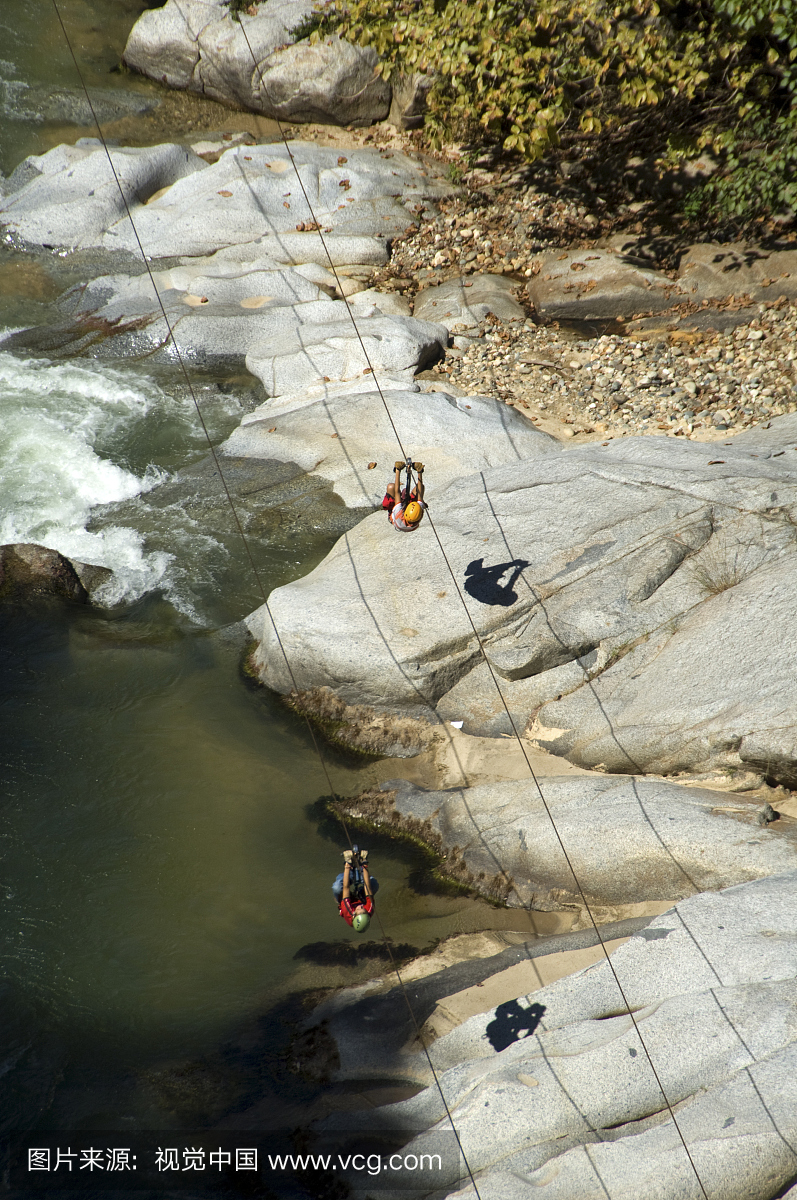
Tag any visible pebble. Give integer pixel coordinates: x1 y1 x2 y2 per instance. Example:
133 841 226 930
414 303 797 440
362 147 797 441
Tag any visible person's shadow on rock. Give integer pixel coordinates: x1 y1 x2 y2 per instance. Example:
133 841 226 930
485 1000 545 1052
464 558 531 606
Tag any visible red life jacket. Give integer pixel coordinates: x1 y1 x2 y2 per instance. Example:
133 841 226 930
339 894 374 926
383 487 417 514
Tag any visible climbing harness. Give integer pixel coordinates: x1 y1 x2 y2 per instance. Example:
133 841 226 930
388 458 425 528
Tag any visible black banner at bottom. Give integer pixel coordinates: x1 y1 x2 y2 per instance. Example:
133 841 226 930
7 1130 464 1194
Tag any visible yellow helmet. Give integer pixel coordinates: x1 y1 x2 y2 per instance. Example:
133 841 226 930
403 500 423 524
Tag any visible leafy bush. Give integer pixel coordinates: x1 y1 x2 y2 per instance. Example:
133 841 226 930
223 0 252 18
314 0 797 224
223 0 324 37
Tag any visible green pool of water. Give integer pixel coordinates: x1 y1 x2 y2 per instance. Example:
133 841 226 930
0 0 540 1145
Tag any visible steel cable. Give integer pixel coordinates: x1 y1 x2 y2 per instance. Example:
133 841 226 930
45 7 737 1194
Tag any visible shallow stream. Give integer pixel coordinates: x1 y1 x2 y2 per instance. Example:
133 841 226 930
0 0 541 1156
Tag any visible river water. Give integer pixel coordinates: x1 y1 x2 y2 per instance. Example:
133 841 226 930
0 0 543 1160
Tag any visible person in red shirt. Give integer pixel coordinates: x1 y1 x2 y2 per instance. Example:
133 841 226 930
382 461 426 532
333 849 377 933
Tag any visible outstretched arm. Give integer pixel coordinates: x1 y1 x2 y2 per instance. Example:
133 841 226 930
341 862 352 901
415 466 424 503
385 463 403 504
362 864 373 898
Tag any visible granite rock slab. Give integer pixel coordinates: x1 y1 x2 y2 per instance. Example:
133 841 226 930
0 140 451 258
676 242 797 305
123 0 390 126
374 775 797 911
246 426 797 790
527 249 684 320
244 312 449 394
413 273 525 333
0 140 206 250
348 873 797 1200
227 387 559 507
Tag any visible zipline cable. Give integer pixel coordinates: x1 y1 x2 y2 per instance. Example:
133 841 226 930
48 0 343 801
232 18 716 1198
49 6 771 1193
49 5 483 1195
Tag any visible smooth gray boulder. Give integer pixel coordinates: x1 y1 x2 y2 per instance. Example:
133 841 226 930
531 550 797 786
227 387 559 507
0 544 87 604
246 429 797 791
677 242 797 304
244 311 448 394
124 0 391 126
0 141 206 249
207 232 390 268
1 140 451 257
413 273 525 333
247 35 391 127
342 872 797 1200
102 141 448 256
123 0 214 89
389 71 435 130
527 249 684 320
360 775 796 911
40 270 339 364
18 258 439 370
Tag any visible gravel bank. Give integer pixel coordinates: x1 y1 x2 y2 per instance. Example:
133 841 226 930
355 146 797 443
425 301 797 441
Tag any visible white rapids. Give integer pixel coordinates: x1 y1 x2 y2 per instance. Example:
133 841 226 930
0 349 237 613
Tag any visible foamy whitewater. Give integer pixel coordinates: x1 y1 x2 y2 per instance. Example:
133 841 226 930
0 350 240 616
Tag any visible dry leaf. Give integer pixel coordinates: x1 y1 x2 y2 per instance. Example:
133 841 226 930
331 433 338 438
217 190 233 197
363 367 372 375
337 155 348 165
268 426 276 432
367 462 377 470
708 460 725 465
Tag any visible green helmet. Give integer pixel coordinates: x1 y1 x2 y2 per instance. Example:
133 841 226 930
352 912 371 933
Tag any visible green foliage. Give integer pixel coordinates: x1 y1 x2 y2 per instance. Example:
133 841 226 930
684 111 797 220
224 0 324 35
289 9 327 41
315 0 711 157
224 0 251 19
314 0 797 223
